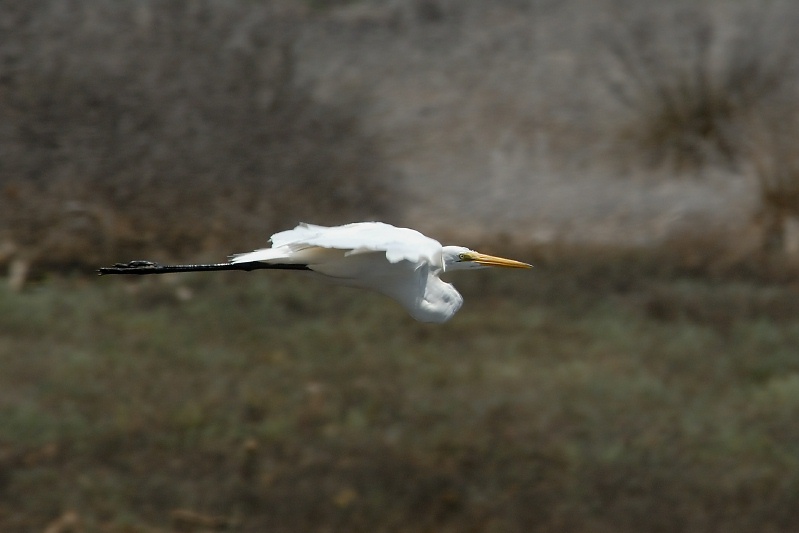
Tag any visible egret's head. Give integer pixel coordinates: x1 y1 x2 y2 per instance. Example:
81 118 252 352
441 246 532 272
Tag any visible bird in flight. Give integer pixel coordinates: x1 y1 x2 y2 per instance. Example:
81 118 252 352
99 222 532 323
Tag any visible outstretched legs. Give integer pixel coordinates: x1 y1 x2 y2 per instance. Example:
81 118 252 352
98 260 310 275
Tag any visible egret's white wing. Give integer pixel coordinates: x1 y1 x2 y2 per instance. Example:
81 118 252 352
391 264 462 323
313 254 463 323
231 222 443 267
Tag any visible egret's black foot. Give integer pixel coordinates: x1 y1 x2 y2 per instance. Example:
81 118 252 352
98 260 161 275
118 260 158 268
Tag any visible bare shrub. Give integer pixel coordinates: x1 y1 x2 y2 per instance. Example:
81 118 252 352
599 4 798 171
0 1 394 268
741 102 799 253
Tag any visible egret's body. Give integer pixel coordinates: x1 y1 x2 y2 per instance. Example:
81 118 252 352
99 222 531 323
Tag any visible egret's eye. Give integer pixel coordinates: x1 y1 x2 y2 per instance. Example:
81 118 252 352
458 253 469 261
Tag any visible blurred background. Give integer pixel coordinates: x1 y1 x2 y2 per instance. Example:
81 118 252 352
1 1 799 531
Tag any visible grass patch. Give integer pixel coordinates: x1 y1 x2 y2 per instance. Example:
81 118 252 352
1 262 798 532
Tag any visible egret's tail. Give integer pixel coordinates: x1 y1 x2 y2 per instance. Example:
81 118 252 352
98 260 310 275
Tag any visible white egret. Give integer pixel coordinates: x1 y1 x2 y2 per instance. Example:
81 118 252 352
99 222 532 323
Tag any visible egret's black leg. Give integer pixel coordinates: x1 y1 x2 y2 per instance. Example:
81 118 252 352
98 260 310 275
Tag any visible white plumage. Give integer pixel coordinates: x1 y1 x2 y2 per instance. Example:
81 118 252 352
100 222 532 323
231 222 530 323
232 222 443 266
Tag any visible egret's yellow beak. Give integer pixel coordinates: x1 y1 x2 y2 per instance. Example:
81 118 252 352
469 252 533 269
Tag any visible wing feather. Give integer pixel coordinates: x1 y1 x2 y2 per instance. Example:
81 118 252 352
231 222 443 267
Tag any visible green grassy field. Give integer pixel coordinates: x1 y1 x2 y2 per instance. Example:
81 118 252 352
1 257 799 532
